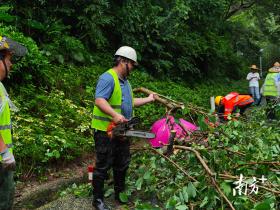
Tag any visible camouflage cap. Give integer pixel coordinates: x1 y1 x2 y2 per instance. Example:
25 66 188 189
0 36 27 57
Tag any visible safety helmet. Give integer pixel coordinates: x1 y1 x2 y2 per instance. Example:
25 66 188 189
215 96 223 106
0 36 27 57
249 64 259 70
273 62 280 67
115 46 137 63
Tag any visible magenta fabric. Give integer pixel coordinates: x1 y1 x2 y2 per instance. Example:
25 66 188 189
149 116 197 148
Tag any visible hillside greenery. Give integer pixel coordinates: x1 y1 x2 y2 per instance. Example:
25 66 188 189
0 1 279 209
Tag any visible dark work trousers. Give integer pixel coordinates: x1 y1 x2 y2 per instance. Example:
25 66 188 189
217 103 253 121
0 164 15 210
238 103 253 115
92 130 131 201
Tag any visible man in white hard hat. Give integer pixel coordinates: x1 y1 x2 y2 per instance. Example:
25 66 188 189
91 46 156 209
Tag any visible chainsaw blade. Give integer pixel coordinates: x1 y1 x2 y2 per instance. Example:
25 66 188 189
123 130 155 139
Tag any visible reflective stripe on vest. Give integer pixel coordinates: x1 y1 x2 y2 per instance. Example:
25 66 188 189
0 82 12 162
0 124 12 130
263 73 278 96
91 69 133 131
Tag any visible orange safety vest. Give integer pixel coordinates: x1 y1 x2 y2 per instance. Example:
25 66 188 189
222 92 254 119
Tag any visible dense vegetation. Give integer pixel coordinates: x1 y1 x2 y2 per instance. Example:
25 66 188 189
61 108 279 210
0 1 279 209
2 1 280 80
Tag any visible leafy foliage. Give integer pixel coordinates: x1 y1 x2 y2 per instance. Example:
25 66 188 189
121 108 279 209
13 88 93 174
4 0 280 80
0 1 279 209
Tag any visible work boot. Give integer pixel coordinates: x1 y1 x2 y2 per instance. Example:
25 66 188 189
92 199 110 210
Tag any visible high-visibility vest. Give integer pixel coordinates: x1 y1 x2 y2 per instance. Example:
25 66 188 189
223 93 254 119
0 82 12 162
263 73 278 97
91 69 133 131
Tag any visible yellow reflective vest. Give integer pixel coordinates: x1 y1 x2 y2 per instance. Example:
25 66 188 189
91 69 133 131
0 82 12 162
263 73 278 97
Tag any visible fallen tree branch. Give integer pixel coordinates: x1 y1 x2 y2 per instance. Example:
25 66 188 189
133 87 208 115
134 87 184 110
223 147 246 156
174 145 236 210
258 186 280 195
235 161 280 168
150 148 197 182
174 146 215 176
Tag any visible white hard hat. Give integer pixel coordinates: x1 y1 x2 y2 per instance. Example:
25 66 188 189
115 46 137 63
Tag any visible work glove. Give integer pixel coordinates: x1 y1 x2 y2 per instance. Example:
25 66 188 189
1 149 16 171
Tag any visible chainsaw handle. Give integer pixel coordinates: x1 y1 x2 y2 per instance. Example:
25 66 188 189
107 117 142 139
107 122 117 139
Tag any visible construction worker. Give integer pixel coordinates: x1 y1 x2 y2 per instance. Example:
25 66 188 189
0 36 27 210
91 46 156 210
215 92 254 120
246 64 260 105
262 62 280 119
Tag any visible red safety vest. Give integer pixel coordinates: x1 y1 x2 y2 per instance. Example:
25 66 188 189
222 92 254 119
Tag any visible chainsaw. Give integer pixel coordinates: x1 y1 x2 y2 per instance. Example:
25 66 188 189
107 117 156 139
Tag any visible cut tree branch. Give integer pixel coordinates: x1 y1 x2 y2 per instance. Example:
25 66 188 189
134 87 185 110
151 148 197 182
174 145 236 210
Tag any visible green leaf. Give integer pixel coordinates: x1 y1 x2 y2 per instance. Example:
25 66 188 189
198 115 208 131
0 13 15 22
56 55 64 64
254 200 272 210
135 178 143 190
26 19 45 30
176 204 188 210
182 187 188 202
143 171 151 180
166 197 177 209
72 52 85 62
200 196 208 208
187 182 196 198
179 192 184 204
233 120 240 127
119 192 128 203
53 150 60 158
104 188 114 197
220 182 231 196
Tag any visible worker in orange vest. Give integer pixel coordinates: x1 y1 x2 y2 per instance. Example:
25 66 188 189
215 92 254 120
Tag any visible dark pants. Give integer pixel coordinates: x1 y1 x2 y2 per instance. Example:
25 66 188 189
238 103 253 115
92 130 130 201
0 164 15 210
217 103 253 121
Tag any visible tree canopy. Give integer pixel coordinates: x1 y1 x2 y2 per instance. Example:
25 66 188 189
1 0 280 82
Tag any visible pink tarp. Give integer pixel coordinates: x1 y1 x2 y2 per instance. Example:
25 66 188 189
149 116 198 148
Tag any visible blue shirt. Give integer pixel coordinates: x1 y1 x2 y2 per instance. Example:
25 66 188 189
95 71 133 119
